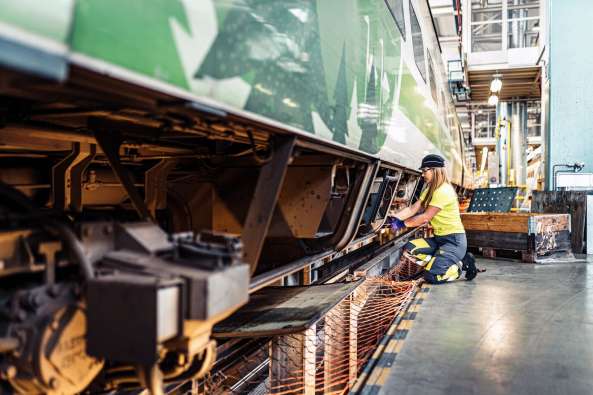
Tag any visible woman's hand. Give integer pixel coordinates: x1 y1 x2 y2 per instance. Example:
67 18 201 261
389 217 406 231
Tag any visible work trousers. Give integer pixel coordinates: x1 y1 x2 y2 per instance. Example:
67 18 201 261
403 233 467 284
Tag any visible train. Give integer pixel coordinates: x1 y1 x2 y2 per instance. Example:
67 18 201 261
0 0 472 393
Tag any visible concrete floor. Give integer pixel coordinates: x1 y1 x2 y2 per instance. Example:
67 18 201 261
380 257 593 395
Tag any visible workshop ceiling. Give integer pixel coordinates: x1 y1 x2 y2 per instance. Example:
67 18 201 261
468 67 541 102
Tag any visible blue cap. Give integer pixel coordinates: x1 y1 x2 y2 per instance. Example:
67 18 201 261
420 154 445 169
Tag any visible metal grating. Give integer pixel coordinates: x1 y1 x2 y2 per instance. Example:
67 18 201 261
468 187 518 213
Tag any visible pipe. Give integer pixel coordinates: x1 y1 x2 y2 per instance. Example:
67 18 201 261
51 222 95 280
0 181 95 280
510 102 527 187
552 163 585 190
507 119 512 186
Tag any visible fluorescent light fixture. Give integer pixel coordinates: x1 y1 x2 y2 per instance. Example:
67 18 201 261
490 77 503 93
488 94 499 106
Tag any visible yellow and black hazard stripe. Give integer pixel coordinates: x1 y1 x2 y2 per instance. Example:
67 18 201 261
351 283 431 394
404 238 436 269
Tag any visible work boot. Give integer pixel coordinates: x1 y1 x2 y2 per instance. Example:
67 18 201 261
461 252 477 281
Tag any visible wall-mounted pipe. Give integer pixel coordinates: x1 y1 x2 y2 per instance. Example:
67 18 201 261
552 162 585 190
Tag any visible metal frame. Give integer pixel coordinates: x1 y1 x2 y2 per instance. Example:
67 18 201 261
92 126 152 221
145 159 178 217
468 0 541 53
243 136 296 274
51 142 96 211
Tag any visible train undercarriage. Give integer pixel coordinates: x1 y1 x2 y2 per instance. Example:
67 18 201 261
0 64 427 394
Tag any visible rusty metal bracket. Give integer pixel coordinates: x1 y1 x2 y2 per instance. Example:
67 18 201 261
70 144 97 212
94 131 152 221
52 142 94 211
145 159 178 218
243 135 296 275
38 241 62 285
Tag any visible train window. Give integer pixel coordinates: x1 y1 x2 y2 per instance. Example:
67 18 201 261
385 0 406 40
427 52 438 103
410 2 426 81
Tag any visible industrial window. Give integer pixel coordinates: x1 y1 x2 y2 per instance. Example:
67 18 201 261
474 108 497 139
410 2 426 81
470 0 503 52
427 52 438 103
507 0 540 48
507 0 539 18
385 0 406 40
471 0 502 21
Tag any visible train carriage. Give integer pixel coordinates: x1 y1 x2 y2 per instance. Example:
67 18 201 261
0 0 472 393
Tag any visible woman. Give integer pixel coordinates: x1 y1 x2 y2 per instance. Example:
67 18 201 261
390 154 477 283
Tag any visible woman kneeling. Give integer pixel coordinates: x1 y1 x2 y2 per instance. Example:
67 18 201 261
390 154 477 284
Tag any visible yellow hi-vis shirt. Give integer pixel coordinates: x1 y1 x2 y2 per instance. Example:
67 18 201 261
419 183 465 236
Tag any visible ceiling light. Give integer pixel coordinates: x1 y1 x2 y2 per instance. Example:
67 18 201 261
488 94 499 106
490 77 503 93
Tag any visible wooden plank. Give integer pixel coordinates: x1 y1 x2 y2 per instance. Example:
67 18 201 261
213 281 363 338
466 230 530 250
462 212 570 234
520 251 536 263
482 247 496 259
469 229 571 262
461 213 530 233
532 191 586 253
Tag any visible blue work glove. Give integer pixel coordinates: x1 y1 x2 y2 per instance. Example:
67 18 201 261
389 217 406 231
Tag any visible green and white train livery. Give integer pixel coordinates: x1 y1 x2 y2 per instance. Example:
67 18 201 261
0 0 471 186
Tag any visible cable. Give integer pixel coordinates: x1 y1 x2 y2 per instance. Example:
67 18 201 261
0 181 94 280
246 129 273 164
51 222 94 280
